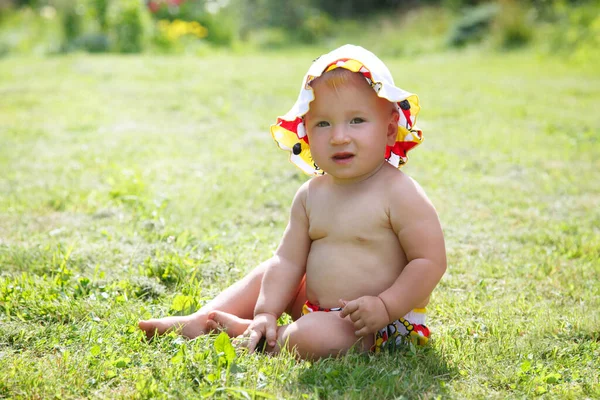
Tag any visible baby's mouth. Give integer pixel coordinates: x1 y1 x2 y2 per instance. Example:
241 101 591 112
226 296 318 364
332 152 354 161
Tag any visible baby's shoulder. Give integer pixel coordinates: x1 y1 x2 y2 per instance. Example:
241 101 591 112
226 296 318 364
294 175 331 205
382 167 431 207
303 174 330 194
381 165 416 190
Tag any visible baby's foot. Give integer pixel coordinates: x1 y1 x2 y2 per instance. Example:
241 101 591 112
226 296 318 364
206 310 251 338
138 313 208 340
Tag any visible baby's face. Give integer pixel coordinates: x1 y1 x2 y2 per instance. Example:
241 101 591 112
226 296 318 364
305 72 398 183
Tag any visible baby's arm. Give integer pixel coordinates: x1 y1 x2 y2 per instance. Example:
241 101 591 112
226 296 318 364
341 175 446 336
380 176 446 319
245 181 311 350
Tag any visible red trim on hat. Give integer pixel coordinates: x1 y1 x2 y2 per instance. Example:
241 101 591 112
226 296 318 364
278 117 309 143
392 141 419 158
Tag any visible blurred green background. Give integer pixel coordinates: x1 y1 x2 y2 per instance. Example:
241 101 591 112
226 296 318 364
1 1 599 398
0 0 598 64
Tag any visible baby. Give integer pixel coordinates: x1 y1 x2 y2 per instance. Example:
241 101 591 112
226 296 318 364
139 45 446 360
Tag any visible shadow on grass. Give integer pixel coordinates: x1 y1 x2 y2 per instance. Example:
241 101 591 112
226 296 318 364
297 344 455 399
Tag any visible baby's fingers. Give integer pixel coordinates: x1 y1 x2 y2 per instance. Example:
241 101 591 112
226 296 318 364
246 330 263 353
352 319 366 331
354 326 371 337
266 324 277 347
338 299 356 318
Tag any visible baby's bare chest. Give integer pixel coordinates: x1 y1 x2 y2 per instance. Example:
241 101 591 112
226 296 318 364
307 195 393 242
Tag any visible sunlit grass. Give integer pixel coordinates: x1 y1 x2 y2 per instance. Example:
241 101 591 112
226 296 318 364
0 50 599 398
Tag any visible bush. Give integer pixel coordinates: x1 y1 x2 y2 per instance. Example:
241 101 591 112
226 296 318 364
492 0 533 49
148 0 238 47
0 6 62 55
152 18 208 53
441 0 490 11
90 0 109 32
447 2 499 47
62 3 82 43
294 9 333 44
315 0 412 17
196 9 237 46
538 0 600 64
59 0 85 51
108 0 153 53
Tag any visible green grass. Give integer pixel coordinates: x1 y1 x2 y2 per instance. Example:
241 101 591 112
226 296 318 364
0 49 599 399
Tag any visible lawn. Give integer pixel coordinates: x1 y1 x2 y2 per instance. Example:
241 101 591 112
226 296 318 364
0 49 599 399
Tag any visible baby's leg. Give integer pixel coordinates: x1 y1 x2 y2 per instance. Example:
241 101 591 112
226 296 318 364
275 312 374 360
204 276 307 337
138 265 308 339
208 310 371 359
139 264 265 339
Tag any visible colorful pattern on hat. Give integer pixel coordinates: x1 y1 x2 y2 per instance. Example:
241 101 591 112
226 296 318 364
271 44 423 176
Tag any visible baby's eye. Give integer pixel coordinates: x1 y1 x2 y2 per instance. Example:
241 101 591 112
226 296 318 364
316 121 330 127
350 117 365 124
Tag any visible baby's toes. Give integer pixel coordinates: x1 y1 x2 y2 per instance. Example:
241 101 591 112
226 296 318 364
232 334 250 349
205 318 220 333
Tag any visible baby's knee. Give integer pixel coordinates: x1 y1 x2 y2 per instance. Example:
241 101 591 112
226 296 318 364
276 315 363 360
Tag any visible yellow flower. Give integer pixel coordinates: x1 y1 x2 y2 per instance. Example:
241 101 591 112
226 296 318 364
156 19 209 42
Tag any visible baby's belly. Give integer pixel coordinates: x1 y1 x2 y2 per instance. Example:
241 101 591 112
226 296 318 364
305 239 407 308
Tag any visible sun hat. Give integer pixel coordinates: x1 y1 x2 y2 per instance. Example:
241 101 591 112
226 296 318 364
270 44 423 176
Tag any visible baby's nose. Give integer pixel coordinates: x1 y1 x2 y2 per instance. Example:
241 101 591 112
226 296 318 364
330 126 351 145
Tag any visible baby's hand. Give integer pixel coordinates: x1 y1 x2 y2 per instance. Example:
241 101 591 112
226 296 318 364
339 296 390 337
240 312 277 353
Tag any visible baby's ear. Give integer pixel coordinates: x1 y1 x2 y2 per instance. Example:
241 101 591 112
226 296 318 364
386 110 400 146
